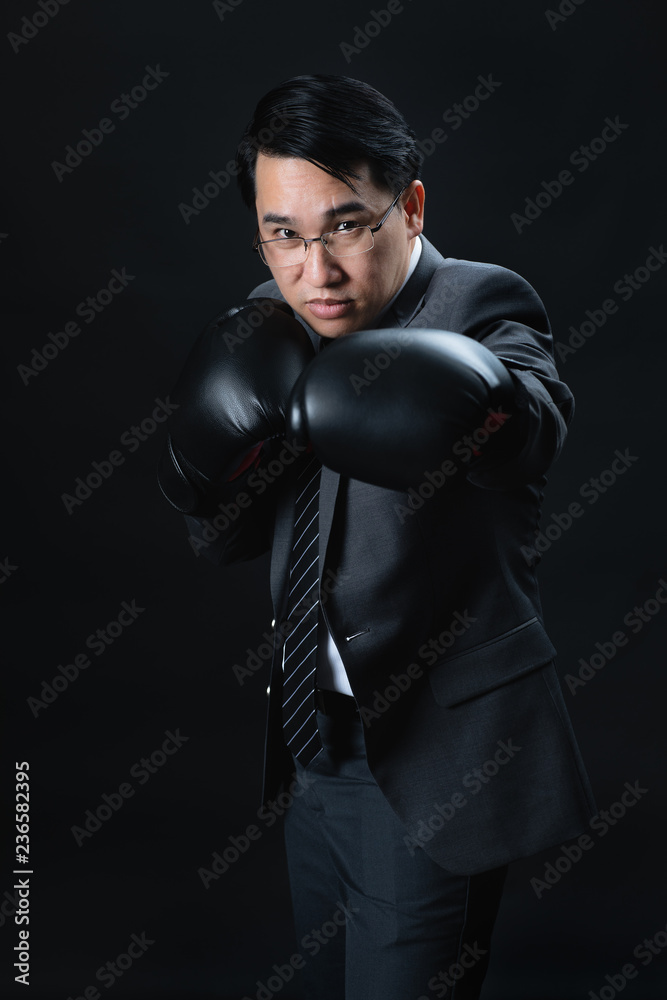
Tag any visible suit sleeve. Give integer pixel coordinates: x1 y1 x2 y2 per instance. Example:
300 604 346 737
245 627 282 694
445 264 573 489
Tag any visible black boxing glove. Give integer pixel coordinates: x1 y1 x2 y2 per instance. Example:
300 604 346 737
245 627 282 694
158 298 315 514
287 328 519 490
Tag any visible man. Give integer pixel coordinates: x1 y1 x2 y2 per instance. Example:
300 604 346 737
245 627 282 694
158 75 595 998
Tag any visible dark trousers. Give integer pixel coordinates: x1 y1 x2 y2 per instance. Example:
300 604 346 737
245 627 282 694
283 709 507 1000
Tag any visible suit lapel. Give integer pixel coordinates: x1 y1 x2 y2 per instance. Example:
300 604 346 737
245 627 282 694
270 469 298 617
376 235 447 329
318 464 339 584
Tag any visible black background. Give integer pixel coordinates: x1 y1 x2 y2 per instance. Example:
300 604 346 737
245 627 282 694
1 0 666 997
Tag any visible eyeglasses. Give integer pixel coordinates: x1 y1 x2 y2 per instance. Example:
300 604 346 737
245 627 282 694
252 188 406 267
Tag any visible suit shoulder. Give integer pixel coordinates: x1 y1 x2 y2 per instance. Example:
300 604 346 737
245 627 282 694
247 277 284 301
423 255 548 321
427 256 540 297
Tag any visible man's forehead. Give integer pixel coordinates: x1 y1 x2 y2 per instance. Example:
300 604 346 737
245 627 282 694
259 198 370 226
254 153 388 217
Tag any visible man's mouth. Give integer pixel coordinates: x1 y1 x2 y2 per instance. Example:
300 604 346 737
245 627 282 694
306 299 354 320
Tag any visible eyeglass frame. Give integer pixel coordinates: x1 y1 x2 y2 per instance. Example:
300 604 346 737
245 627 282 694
252 186 407 266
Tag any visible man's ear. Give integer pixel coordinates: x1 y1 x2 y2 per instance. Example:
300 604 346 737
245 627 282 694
402 180 425 238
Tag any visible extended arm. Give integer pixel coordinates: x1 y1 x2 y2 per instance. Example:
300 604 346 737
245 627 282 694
287 265 572 491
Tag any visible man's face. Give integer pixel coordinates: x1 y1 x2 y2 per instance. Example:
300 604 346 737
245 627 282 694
253 154 424 338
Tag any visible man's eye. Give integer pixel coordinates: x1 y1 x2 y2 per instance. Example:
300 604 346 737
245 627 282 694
276 229 297 240
336 220 361 231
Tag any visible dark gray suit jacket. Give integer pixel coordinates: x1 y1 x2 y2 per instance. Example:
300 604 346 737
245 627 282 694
187 235 596 875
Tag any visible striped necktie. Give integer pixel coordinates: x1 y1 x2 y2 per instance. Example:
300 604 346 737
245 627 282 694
281 449 323 765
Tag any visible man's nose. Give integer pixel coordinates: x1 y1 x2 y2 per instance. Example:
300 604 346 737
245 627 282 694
301 239 342 283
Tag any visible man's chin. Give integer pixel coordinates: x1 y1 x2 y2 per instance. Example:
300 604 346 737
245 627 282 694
307 315 366 340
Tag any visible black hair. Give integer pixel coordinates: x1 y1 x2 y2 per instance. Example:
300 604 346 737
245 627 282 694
236 74 423 208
